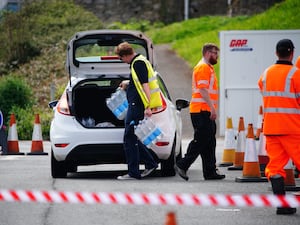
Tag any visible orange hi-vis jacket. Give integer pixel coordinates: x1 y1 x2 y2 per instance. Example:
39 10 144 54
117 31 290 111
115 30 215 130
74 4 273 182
190 58 218 113
258 64 300 135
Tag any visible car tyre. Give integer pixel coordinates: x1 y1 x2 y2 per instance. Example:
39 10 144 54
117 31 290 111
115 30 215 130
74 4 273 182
160 137 177 177
51 150 67 178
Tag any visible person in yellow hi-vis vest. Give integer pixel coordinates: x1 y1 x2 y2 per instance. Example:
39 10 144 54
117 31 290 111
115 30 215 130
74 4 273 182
115 42 158 180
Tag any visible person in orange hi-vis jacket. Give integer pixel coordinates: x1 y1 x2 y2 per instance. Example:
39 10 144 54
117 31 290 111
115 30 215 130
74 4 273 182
258 39 300 215
174 43 225 181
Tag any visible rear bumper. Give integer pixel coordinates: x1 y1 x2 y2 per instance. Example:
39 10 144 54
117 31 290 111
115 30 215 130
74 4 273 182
65 143 126 165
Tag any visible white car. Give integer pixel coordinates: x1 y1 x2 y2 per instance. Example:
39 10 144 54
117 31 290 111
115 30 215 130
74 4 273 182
49 30 189 178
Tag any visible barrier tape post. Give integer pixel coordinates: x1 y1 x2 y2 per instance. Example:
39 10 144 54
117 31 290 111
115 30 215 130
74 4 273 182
0 189 300 208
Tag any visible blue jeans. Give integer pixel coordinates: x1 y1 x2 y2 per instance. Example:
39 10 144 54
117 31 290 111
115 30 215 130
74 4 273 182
123 103 157 178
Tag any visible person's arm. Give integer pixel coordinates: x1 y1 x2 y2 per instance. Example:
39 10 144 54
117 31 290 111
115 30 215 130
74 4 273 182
142 83 152 117
199 88 216 120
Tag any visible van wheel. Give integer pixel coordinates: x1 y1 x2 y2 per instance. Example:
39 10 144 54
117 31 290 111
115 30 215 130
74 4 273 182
160 138 176 177
51 150 67 178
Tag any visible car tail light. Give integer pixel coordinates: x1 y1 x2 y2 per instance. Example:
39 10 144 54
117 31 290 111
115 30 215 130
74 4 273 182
57 92 71 115
152 93 167 114
155 141 170 146
54 143 69 148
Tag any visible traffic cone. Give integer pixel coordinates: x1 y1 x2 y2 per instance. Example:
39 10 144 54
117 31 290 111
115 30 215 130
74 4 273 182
27 114 48 155
228 117 245 171
255 106 263 140
257 122 269 177
235 124 267 182
284 159 300 191
219 117 236 167
7 113 24 155
164 212 177 225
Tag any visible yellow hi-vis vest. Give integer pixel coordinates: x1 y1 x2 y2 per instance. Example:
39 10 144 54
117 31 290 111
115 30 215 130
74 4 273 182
131 55 162 109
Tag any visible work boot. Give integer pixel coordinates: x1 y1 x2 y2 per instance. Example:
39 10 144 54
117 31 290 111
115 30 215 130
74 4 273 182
174 164 189 181
270 175 297 215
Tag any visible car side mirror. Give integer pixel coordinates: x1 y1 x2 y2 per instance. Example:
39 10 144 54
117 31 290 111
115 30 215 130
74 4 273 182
175 99 189 111
48 100 58 109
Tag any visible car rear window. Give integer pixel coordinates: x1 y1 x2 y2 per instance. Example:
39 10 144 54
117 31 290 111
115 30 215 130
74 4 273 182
74 36 148 63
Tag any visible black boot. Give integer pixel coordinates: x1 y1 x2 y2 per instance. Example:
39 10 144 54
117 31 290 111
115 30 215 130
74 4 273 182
270 176 297 215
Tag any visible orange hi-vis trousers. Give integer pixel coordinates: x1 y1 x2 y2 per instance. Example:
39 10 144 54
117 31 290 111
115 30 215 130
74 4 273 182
265 135 300 179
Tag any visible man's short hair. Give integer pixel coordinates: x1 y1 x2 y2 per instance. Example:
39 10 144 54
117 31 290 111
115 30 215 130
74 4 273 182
115 42 134 57
202 43 219 55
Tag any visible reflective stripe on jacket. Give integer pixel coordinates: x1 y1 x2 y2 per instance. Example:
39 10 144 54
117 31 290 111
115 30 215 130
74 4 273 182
190 59 218 113
131 55 162 109
258 65 300 134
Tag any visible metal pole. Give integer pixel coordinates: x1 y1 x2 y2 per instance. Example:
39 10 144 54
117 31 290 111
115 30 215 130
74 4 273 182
184 0 189 20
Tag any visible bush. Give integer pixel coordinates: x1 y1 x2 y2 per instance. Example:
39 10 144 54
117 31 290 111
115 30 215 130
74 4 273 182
0 11 40 68
9 105 52 140
10 106 34 140
0 75 34 122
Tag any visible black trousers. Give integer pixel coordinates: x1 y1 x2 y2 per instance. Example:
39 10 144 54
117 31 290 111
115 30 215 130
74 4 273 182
177 111 217 177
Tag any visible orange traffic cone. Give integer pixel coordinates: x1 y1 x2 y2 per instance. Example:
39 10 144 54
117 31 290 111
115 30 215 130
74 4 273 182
257 122 269 177
164 212 177 225
228 117 245 171
219 117 236 167
255 106 263 140
7 113 24 155
27 114 48 155
284 159 300 191
235 124 267 182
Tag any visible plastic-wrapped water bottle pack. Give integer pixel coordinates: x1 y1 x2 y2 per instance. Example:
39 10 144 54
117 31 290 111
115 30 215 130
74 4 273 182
106 88 128 120
134 117 163 148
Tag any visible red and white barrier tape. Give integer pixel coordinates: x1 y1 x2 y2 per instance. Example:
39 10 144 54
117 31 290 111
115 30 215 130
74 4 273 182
0 189 299 207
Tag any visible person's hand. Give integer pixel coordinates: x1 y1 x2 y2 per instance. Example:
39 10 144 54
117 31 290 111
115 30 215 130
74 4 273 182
119 80 129 90
144 107 152 117
210 107 217 120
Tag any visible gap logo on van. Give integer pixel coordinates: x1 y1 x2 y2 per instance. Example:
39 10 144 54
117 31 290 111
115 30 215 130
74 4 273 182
229 39 253 52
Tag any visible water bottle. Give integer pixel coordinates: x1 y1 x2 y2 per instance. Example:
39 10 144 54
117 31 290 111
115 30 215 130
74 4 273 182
138 120 152 148
118 89 128 119
134 122 146 142
86 117 95 127
144 118 157 143
106 94 117 113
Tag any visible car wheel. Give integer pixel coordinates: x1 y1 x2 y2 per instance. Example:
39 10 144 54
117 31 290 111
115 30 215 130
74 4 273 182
68 164 77 173
51 150 67 178
160 137 176 177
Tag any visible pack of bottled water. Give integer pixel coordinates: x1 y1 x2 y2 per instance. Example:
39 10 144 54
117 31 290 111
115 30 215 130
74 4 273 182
81 117 95 127
106 88 128 120
134 117 164 148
